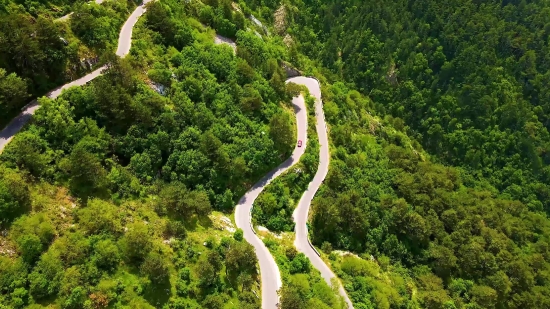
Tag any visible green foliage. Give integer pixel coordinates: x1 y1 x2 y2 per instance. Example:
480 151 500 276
269 111 294 156
120 222 153 263
225 240 256 275
263 236 344 309
234 228 244 241
28 250 63 299
0 257 27 296
289 253 310 274
0 167 30 225
141 251 170 284
71 0 131 49
0 68 28 123
0 0 297 307
287 0 550 213
0 14 67 95
92 238 121 271
16 234 43 265
78 199 122 235
304 79 550 307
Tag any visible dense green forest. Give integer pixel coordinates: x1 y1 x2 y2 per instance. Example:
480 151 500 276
4 0 550 308
284 0 550 213
0 0 301 307
239 0 550 308
0 0 134 127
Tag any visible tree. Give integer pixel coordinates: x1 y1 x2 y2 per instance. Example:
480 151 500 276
120 222 153 263
93 239 121 271
55 232 90 267
200 130 230 169
0 68 28 114
234 228 244 241
202 294 225 309
289 253 311 274
197 256 218 287
0 257 27 296
240 84 263 112
470 285 498 309
78 199 121 235
225 241 256 276
32 97 76 150
67 137 108 198
269 112 294 155
129 152 154 180
28 251 63 299
16 234 43 266
173 24 194 50
145 1 177 43
159 183 213 217
0 169 31 225
279 275 310 309
1 131 51 178
141 251 170 284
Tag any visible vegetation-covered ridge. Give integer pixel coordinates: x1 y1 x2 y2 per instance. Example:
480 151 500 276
0 0 303 307
239 0 550 308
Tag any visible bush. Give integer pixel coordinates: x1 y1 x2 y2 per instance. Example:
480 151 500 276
321 241 332 254
16 234 43 265
289 253 311 274
234 228 244 241
93 239 121 271
141 251 170 284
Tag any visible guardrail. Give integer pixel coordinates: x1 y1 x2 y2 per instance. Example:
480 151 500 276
306 225 321 257
249 208 257 235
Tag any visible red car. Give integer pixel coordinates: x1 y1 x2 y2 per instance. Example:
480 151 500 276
297 140 303 147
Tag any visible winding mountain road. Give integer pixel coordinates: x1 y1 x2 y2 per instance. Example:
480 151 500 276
288 77 354 309
212 34 355 309
0 0 150 153
2 9 355 308
234 91 308 309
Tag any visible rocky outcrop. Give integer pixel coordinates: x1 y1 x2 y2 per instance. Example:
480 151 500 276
282 61 301 78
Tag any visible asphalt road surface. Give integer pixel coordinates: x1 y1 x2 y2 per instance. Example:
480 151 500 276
288 76 355 309
116 0 151 57
0 0 149 153
234 91 308 309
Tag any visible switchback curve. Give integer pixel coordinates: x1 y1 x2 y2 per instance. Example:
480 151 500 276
234 91 308 309
288 76 355 309
0 0 151 153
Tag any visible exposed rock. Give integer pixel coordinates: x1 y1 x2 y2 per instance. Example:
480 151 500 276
274 5 287 35
282 61 301 78
214 34 236 54
333 250 361 259
149 82 168 96
210 213 236 233
250 15 270 35
386 63 398 86
283 33 293 47
231 2 241 12
256 226 282 239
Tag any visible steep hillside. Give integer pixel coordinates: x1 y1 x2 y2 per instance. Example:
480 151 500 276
240 0 550 308
0 0 299 307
